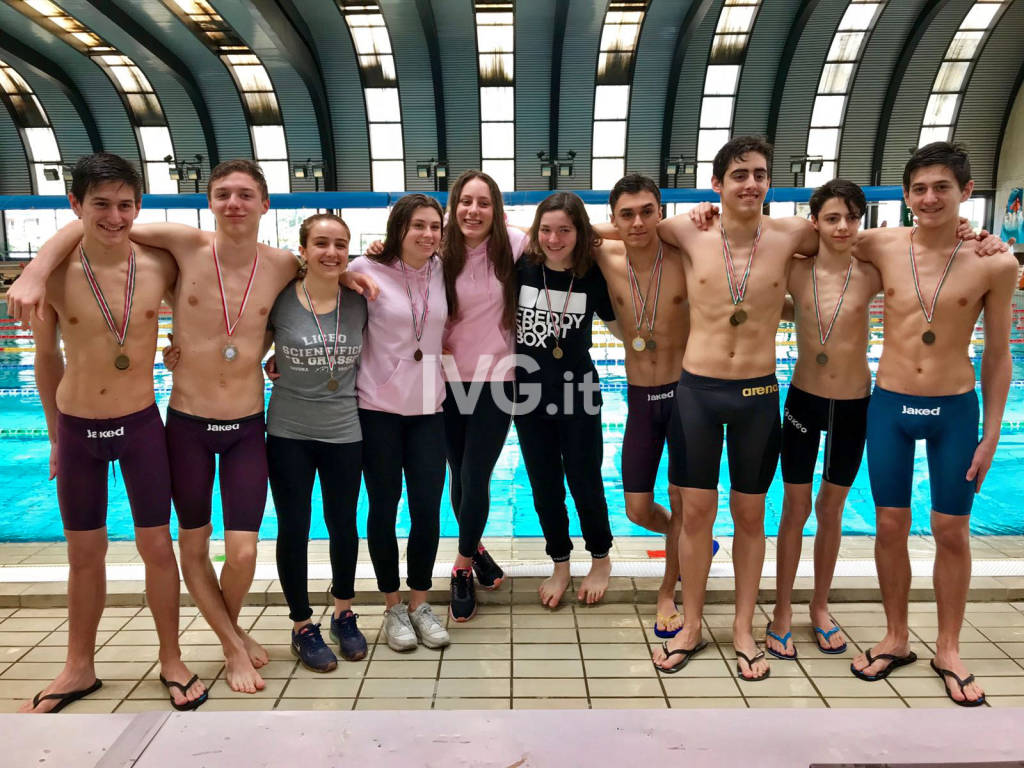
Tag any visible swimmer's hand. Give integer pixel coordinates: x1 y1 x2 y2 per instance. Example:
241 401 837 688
341 269 379 301
955 217 976 241
365 240 384 257
688 202 719 231
973 231 1014 258
264 354 280 381
161 334 181 372
6 269 46 327
966 438 997 492
48 441 57 481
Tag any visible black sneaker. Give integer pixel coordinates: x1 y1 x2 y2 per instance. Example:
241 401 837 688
290 623 338 673
329 610 368 661
449 568 477 622
471 547 504 590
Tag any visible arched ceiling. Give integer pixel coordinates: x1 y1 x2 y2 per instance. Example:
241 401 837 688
0 0 1020 195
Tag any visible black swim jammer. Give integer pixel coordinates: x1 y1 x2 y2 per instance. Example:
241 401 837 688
780 385 869 488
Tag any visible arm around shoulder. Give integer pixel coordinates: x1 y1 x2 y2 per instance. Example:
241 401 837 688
7 220 83 324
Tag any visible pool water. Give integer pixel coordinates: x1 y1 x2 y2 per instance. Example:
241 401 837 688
2 302 1024 542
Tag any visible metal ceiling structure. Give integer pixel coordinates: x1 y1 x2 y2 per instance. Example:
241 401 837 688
0 0 1021 196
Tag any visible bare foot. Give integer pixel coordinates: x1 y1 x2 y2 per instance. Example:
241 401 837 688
851 634 913 678
159 658 207 708
931 651 985 705
652 624 704 671
18 667 99 713
224 650 266 694
539 561 571 608
237 627 269 669
577 556 611 605
654 591 682 635
809 605 846 651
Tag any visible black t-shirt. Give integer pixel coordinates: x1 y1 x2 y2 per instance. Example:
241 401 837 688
514 258 615 418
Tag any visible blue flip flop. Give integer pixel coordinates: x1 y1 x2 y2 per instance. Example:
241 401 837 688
765 621 797 660
654 612 682 639
814 619 848 654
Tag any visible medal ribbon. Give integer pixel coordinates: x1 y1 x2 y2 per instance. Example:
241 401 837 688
909 227 963 324
79 244 135 347
400 256 432 345
301 281 342 379
811 259 854 347
720 220 762 306
627 245 664 338
212 241 260 340
541 266 576 348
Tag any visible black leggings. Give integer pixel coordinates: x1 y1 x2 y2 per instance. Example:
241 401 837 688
514 411 612 562
359 408 446 593
444 381 514 558
267 436 362 622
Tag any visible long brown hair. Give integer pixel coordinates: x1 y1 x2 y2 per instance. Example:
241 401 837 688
527 192 601 278
370 193 444 265
441 171 516 331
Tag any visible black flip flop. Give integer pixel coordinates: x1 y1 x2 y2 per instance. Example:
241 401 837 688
736 649 770 681
30 678 102 713
850 649 917 681
654 639 708 674
930 660 986 708
160 674 209 712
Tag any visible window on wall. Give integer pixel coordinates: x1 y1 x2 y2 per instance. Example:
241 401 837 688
804 1 886 188
918 1 1008 148
11 2 178 193
591 2 649 190
695 0 762 189
0 57 64 194
164 0 291 192
475 1 515 192
338 1 404 192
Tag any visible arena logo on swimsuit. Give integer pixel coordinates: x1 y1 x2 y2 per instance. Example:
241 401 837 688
902 405 941 416
742 383 779 398
86 427 124 438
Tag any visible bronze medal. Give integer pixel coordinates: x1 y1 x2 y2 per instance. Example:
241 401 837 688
552 345 564 359
631 336 646 352
815 352 828 366
730 308 747 326
223 343 238 362
645 338 656 352
326 377 339 392
908 229 961 351
114 353 130 370
414 348 423 362
922 330 936 345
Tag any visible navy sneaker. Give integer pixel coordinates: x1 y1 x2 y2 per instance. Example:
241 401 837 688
449 568 477 622
471 547 504 590
330 610 368 661
291 623 338 673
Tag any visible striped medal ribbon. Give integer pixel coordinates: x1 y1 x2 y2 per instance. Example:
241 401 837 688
909 227 963 346
301 281 343 391
811 258 854 366
627 245 663 352
721 219 762 326
79 244 135 370
212 240 260 362
541 265 575 360
400 255 432 362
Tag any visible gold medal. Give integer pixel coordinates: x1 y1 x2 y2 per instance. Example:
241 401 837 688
922 330 936 345
223 343 238 361
552 346 564 359
631 336 646 352
721 221 760 331
627 246 663 354
815 352 828 366
114 353 130 370
326 377 339 392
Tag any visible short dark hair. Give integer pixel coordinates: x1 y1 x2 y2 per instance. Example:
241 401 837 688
903 141 972 190
712 136 773 183
69 152 142 204
207 158 269 200
527 192 601 278
299 213 350 248
372 193 444 265
609 173 660 211
808 178 866 219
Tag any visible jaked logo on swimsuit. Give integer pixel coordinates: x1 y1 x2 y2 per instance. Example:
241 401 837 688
742 383 779 398
86 426 124 438
206 423 240 432
902 405 941 416
647 390 674 402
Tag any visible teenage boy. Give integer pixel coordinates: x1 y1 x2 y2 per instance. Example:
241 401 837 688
20 153 206 712
10 159 374 694
766 179 880 660
650 137 820 681
849 143 1015 707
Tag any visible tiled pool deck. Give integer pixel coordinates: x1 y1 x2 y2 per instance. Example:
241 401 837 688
1 536 1023 714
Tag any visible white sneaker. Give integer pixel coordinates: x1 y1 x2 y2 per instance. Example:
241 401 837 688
409 603 450 649
383 603 417 652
